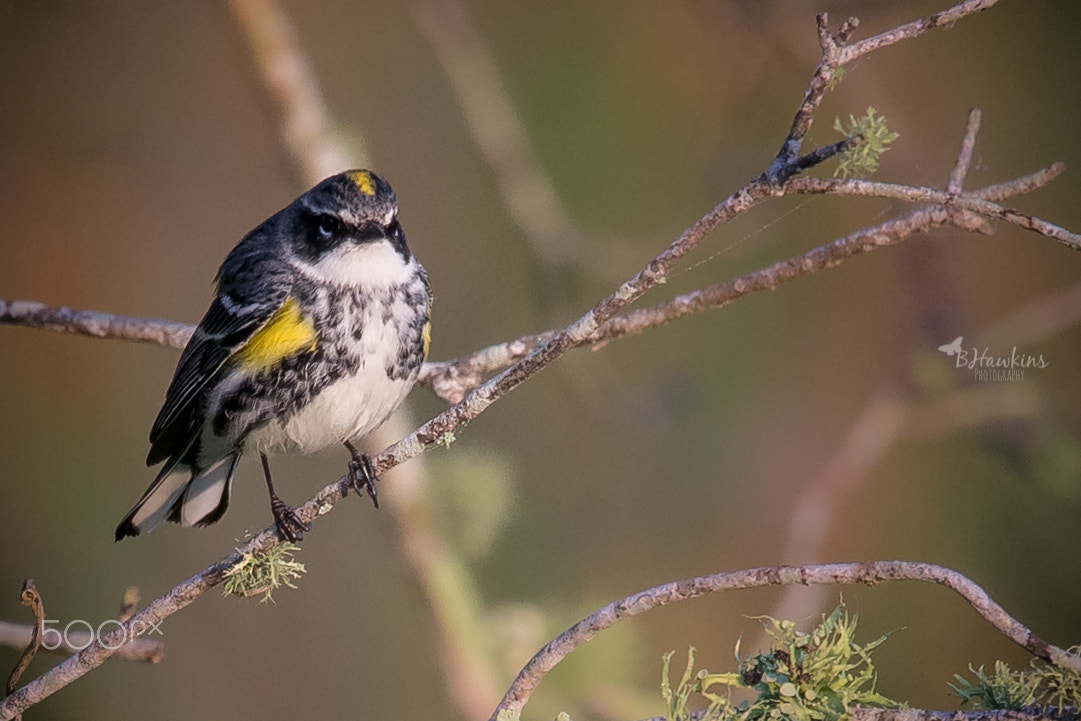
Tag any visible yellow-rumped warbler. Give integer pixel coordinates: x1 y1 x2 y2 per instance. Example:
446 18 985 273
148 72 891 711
116 170 431 542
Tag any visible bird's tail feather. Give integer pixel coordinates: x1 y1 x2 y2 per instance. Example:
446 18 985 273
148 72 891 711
115 452 239 541
171 453 239 528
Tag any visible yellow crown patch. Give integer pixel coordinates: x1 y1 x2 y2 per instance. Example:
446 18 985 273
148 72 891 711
347 170 375 196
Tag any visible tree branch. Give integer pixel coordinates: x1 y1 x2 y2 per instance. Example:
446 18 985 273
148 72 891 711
767 0 1000 182
784 176 1081 250
0 300 191 350
839 0 1001 65
490 562 1081 721
2 160 1068 408
764 107 1030 629
418 158 1067 402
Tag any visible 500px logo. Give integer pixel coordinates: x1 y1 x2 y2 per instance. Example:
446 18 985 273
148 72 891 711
40 618 163 651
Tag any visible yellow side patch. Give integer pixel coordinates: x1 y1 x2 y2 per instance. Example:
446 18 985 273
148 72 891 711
234 296 318 371
347 170 375 196
421 320 432 361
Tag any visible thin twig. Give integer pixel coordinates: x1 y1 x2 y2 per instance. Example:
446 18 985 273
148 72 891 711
5 582 43 702
766 13 843 181
0 581 162 666
784 177 1081 250
949 109 983 193
787 136 863 178
0 551 245 719
116 587 140 624
839 0 1001 65
767 0 1001 182
489 562 1081 721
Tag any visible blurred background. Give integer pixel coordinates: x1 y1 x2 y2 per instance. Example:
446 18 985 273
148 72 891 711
2 0 1080 719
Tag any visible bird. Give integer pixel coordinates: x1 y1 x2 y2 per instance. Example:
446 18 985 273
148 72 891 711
116 170 431 542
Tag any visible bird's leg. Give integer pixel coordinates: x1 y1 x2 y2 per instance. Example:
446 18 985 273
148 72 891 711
344 440 379 508
261 452 311 541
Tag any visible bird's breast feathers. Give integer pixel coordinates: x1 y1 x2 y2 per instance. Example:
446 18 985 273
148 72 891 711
241 362 414 455
212 270 428 457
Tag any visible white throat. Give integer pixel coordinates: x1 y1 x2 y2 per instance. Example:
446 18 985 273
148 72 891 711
292 239 412 288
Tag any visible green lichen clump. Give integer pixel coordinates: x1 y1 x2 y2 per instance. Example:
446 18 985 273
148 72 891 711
833 107 899 178
222 541 306 604
826 66 847 93
663 604 900 721
950 652 1081 710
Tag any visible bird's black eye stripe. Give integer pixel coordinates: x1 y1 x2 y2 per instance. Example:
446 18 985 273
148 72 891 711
299 212 345 256
385 216 408 255
317 214 344 239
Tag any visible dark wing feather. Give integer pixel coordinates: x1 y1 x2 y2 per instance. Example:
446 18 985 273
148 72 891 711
146 213 296 466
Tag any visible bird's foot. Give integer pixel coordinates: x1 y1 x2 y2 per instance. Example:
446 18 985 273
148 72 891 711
346 444 380 509
270 497 311 542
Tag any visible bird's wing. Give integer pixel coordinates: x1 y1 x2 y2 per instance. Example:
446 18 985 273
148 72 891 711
146 286 291 465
